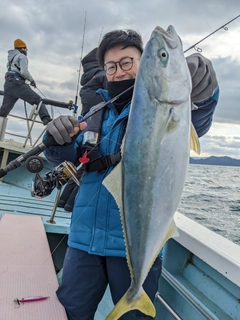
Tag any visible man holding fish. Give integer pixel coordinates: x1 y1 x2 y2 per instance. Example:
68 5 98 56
44 26 218 320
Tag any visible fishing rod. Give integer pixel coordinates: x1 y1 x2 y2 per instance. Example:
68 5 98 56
30 13 88 120
98 26 104 45
0 85 134 179
74 11 87 109
184 14 240 53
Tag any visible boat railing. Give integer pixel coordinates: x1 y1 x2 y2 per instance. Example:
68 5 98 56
156 267 216 320
0 89 76 149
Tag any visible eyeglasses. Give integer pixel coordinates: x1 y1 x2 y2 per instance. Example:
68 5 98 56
104 56 135 75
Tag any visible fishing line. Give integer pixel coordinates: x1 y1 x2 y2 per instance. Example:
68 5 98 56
98 27 104 45
35 85 65 117
35 86 46 98
202 23 240 56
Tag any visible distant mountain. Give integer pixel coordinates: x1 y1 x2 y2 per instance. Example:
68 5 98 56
190 156 240 167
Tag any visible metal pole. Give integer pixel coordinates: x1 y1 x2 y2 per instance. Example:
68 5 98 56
75 11 87 108
47 188 62 224
23 102 42 147
0 117 8 141
155 293 182 320
161 268 214 320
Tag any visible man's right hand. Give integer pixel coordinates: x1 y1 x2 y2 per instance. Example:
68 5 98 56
46 115 87 145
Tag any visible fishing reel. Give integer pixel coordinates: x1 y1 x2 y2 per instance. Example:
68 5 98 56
25 156 79 199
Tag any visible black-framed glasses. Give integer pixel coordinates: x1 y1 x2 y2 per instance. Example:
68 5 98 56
104 56 135 75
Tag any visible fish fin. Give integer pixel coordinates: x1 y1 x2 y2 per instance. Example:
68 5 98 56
190 123 201 155
166 219 179 240
105 287 156 320
102 136 125 209
157 220 179 252
103 161 123 213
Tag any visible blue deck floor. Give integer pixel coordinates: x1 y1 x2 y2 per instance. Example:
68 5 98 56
0 181 71 234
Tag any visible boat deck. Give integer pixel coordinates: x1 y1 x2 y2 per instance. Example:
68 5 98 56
0 181 71 234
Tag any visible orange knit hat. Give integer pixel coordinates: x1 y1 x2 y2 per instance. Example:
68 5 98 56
14 39 27 49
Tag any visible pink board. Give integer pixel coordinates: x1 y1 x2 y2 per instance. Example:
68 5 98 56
0 214 67 319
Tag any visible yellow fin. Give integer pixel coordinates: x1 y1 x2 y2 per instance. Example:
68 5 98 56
190 123 201 155
165 219 179 241
102 161 123 217
105 287 156 320
102 135 125 211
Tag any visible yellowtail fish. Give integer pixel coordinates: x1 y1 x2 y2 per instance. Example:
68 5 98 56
103 25 200 319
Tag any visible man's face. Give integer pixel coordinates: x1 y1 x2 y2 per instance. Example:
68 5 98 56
104 45 141 82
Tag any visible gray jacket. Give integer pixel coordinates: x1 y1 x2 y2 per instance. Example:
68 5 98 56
7 49 34 82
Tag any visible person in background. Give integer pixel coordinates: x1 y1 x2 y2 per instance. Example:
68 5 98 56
44 29 219 320
57 47 106 211
0 38 51 125
80 47 107 116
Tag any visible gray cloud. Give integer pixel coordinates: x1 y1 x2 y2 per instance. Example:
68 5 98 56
212 56 240 124
0 0 240 158
199 134 240 158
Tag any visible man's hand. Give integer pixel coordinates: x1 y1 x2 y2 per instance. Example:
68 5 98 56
186 53 218 103
30 80 37 88
46 115 87 145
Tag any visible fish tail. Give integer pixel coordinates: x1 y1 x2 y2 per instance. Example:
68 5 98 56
105 287 156 320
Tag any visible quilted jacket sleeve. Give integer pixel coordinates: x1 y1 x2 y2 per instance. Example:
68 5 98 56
191 87 219 137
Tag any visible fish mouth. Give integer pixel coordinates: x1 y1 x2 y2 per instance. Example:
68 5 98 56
154 25 178 49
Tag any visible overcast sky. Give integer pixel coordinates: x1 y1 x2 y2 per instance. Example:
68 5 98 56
0 0 239 159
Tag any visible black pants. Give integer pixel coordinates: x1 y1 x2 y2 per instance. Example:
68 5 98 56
57 247 162 320
0 80 50 121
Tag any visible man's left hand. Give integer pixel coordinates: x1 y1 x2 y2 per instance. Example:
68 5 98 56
186 53 218 103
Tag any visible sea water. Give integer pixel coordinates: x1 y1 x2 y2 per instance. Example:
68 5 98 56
178 164 240 245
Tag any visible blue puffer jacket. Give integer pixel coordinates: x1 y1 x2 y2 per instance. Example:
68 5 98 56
44 86 219 257
46 89 130 257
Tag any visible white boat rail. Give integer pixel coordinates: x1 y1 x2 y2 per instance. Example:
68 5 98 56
0 89 76 148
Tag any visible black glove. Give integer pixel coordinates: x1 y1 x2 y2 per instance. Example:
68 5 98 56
30 80 36 88
186 53 218 103
46 115 80 145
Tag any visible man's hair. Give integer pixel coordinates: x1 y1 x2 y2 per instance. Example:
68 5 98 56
97 29 143 67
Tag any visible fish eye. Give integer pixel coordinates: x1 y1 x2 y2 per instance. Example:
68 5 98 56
158 48 168 60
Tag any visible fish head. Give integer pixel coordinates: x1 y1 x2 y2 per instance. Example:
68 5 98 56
137 25 192 105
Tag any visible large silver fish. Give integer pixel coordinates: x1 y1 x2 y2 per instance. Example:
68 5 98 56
103 25 200 319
